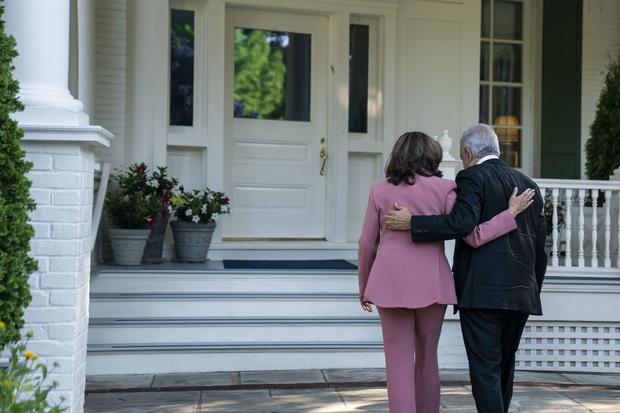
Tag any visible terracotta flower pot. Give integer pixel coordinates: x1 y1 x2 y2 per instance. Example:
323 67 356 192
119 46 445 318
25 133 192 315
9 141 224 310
170 220 216 263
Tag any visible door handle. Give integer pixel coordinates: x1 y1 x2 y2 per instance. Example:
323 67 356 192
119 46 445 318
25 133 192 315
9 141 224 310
319 137 328 176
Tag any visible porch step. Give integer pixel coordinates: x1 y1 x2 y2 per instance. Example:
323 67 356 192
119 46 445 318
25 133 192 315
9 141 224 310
88 316 382 344
87 264 385 375
89 292 369 318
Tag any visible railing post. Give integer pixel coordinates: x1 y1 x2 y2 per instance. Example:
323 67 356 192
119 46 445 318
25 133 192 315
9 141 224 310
577 189 586 267
591 189 599 268
603 190 611 268
551 188 559 266
564 189 572 267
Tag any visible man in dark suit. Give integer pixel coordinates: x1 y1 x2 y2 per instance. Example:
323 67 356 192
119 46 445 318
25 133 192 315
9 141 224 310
384 124 547 413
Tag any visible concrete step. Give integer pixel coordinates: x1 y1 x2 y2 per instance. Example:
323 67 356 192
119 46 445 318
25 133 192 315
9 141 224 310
86 347 386 375
87 317 382 344
89 292 371 318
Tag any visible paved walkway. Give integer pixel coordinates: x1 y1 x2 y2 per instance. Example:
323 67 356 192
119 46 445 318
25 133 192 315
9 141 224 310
85 369 620 412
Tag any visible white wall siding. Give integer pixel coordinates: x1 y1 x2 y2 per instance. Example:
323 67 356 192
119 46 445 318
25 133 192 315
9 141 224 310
581 0 620 179
94 0 127 169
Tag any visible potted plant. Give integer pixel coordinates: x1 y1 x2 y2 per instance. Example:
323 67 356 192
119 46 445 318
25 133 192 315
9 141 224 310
104 163 161 266
141 166 178 264
170 186 230 262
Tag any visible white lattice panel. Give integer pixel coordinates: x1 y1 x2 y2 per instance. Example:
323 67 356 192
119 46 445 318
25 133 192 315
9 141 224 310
516 322 620 372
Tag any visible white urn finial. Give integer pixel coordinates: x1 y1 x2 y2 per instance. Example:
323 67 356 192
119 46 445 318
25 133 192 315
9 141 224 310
439 130 454 160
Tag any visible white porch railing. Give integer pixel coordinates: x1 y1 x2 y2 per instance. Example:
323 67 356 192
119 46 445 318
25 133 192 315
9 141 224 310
534 179 620 276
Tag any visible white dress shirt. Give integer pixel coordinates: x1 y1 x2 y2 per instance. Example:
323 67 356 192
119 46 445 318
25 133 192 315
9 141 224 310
476 154 499 165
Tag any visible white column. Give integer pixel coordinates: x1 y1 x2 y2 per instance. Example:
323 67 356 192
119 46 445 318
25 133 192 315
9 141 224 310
5 0 87 126
5 1 112 412
125 0 169 167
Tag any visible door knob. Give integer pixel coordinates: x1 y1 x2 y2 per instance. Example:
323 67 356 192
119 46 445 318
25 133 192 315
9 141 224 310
319 137 328 176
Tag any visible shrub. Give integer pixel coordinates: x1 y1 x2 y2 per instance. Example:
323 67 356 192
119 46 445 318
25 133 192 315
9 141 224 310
0 1 38 347
586 54 620 180
0 324 67 412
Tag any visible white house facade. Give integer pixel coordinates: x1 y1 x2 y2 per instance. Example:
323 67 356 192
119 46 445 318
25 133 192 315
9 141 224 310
3 0 620 412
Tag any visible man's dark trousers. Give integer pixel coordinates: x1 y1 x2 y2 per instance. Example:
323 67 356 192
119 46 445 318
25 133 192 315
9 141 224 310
459 308 529 413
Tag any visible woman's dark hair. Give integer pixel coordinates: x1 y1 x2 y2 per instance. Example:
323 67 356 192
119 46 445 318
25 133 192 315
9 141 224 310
385 131 443 185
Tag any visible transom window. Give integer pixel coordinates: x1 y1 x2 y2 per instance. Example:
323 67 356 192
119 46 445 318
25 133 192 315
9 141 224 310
480 0 524 168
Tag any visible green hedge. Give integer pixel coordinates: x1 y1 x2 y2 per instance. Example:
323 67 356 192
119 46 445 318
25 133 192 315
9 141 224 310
0 2 38 347
586 55 620 180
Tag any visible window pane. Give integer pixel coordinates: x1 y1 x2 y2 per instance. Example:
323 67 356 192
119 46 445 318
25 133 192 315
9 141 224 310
170 9 195 126
494 127 521 167
349 24 369 133
479 85 490 124
481 0 491 38
493 0 522 40
480 42 490 81
492 86 521 122
234 28 311 121
493 43 522 82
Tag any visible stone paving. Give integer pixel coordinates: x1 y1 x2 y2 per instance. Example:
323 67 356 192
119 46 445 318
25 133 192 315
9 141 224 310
84 369 620 412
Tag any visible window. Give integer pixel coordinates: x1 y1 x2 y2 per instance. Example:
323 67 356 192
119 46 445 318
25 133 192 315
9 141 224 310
349 24 369 133
480 0 523 168
170 9 195 126
233 28 311 121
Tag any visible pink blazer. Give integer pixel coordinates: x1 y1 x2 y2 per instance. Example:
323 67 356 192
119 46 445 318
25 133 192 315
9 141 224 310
358 175 516 309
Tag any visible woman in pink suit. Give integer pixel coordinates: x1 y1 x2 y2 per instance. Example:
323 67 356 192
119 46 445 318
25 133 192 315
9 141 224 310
358 132 534 413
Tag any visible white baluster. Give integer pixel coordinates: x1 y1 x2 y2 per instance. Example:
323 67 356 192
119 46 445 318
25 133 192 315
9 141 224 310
551 188 559 266
603 190 611 268
577 189 586 267
617 190 620 268
564 189 572 267
591 189 599 268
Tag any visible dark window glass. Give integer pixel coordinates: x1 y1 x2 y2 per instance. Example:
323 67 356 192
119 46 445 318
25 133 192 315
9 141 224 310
494 0 522 40
481 0 491 38
492 86 521 122
493 43 522 82
349 24 369 133
479 85 489 124
480 42 490 81
234 28 311 121
170 9 195 126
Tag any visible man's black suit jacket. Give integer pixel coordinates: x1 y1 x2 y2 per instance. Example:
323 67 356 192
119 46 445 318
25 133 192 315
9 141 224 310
410 159 547 315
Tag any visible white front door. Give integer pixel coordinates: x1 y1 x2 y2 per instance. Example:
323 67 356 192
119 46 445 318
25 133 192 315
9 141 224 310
223 9 328 239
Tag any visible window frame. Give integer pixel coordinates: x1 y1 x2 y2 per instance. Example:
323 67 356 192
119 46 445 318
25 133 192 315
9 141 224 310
480 0 533 172
168 0 207 146
348 16 379 143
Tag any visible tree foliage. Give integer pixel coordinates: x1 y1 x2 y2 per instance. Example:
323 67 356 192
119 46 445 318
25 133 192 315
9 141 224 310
234 28 287 119
586 54 620 180
0 2 37 347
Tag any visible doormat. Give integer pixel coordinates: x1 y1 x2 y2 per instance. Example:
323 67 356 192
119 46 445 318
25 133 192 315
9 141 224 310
222 259 358 270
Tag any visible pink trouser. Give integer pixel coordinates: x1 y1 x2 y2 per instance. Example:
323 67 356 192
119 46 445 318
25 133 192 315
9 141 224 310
378 304 447 413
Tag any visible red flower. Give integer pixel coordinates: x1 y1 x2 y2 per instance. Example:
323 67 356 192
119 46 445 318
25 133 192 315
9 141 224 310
137 164 146 175
220 197 230 205
179 185 185 193
162 193 169 203
161 209 167 218
148 216 156 225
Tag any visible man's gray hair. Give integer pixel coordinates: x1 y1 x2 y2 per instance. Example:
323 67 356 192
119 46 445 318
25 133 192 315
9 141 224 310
460 124 500 158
